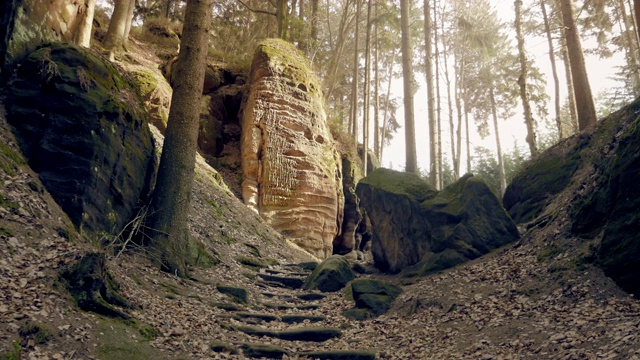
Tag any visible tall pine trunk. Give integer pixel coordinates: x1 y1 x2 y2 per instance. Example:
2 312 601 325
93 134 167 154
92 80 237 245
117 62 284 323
441 11 456 181
104 0 130 61
400 0 418 174
634 0 640 46
362 0 372 175
559 0 597 130
515 0 538 156
618 0 640 93
75 0 96 48
424 0 438 186
433 0 442 189
350 0 361 142
560 27 579 134
541 0 563 139
380 52 396 162
147 0 213 276
373 12 380 161
490 85 507 196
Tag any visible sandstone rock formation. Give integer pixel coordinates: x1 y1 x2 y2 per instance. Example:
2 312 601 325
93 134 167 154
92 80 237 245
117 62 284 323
6 43 155 236
1 0 86 71
332 154 362 257
356 168 520 274
240 39 342 258
506 98 640 296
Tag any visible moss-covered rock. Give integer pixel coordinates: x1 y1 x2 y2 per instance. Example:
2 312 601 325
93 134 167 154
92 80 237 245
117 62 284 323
217 285 248 304
303 255 356 292
240 343 289 359
504 135 587 224
6 44 155 237
356 170 519 273
298 349 376 360
348 279 402 317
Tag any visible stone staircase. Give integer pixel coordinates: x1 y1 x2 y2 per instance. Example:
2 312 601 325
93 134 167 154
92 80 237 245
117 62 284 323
213 262 377 359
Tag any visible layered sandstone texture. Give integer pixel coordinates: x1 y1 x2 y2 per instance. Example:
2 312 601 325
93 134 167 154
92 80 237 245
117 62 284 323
2 0 85 68
241 39 342 259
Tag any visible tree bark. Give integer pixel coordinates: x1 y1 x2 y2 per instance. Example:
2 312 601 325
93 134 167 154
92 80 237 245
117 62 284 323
541 0 563 139
123 0 136 47
75 0 96 48
634 0 640 46
559 0 597 130
441 8 456 181
350 0 361 143
104 0 130 60
424 0 438 186
276 0 289 39
560 25 579 134
515 0 538 156
489 85 506 196
618 0 640 93
373 8 380 162
362 0 372 175
400 0 417 174
147 0 213 277
311 0 319 45
433 0 442 189
380 51 396 162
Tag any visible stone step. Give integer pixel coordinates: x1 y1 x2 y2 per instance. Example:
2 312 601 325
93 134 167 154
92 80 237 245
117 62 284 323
296 293 326 301
261 302 319 311
257 274 304 289
281 314 326 324
234 312 278 323
284 262 318 272
211 342 377 360
298 350 377 360
264 268 309 277
236 325 342 342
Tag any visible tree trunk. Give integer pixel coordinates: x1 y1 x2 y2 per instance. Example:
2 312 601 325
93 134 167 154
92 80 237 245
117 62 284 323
541 0 563 139
323 0 353 102
75 0 96 48
441 8 456 181
373 11 380 161
380 51 396 162
465 102 471 174
433 0 442 189
424 0 437 186
560 26 579 134
123 0 136 47
515 0 538 156
489 85 507 196
634 0 640 45
147 0 213 277
362 0 372 175
311 0 319 45
104 0 130 61
454 55 464 177
618 0 640 93
400 0 418 174
276 0 289 40
350 0 361 142
165 0 173 19
559 0 597 130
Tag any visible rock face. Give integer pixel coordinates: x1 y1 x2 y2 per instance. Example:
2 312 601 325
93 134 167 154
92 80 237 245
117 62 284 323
6 43 155 236
333 154 362 256
1 0 85 71
356 168 520 274
302 255 355 292
241 39 342 258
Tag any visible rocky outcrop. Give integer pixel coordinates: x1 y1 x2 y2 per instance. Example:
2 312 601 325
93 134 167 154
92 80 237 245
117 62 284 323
240 38 342 258
333 154 362 257
129 66 172 133
356 169 519 274
6 43 155 236
302 255 355 292
1 0 86 71
345 279 402 318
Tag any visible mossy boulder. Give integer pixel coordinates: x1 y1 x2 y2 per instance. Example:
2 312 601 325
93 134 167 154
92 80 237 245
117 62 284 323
347 279 401 317
356 169 519 273
129 66 172 133
302 255 356 292
6 43 155 237
504 135 587 224
60 253 132 319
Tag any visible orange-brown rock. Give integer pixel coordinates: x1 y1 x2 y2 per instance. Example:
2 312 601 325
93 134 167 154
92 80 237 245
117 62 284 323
241 39 343 259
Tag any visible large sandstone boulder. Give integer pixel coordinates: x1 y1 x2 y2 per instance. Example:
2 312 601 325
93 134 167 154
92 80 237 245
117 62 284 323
240 39 342 258
356 169 520 274
1 0 86 71
6 43 155 236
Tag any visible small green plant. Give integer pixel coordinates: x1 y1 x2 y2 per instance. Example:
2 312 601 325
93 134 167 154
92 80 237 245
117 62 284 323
19 322 50 345
0 226 14 237
139 325 160 341
0 340 21 360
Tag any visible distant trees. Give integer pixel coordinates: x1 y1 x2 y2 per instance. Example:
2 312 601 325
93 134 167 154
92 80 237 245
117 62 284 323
74 0 96 48
104 0 135 60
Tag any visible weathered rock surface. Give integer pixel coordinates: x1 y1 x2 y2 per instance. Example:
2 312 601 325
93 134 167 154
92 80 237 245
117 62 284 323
303 255 355 292
347 279 402 318
240 38 342 258
1 0 86 71
129 66 172 133
333 153 362 256
6 43 155 236
356 168 519 274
